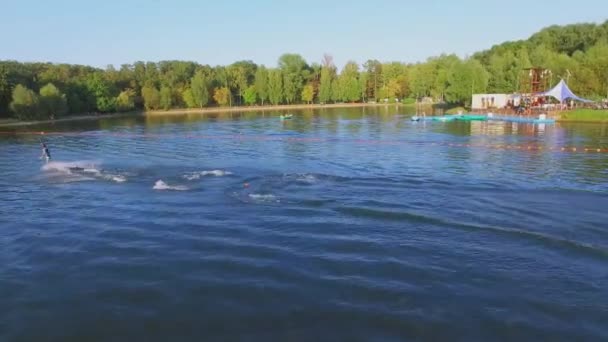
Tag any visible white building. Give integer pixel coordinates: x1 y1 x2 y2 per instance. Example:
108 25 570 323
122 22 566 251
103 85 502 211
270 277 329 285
472 94 521 110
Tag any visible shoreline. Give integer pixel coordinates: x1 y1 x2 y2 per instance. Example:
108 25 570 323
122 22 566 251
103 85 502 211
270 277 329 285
145 102 411 115
0 112 141 128
0 103 409 128
1 103 606 127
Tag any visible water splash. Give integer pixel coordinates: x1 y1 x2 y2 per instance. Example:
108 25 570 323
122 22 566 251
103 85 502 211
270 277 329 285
41 160 101 174
153 180 189 191
248 193 279 202
183 170 233 180
41 160 128 183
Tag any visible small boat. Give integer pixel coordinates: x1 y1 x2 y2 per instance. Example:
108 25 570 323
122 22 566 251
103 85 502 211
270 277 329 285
280 114 293 120
411 116 420 121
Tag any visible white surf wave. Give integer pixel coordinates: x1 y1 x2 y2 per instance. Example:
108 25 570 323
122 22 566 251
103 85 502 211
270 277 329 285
183 170 233 180
153 180 189 191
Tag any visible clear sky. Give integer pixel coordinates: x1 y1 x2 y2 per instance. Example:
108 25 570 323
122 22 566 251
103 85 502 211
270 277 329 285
1 0 606 69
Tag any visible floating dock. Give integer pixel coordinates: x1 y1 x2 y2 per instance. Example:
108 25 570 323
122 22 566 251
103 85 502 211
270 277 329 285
487 115 555 124
411 114 555 124
411 114 487 122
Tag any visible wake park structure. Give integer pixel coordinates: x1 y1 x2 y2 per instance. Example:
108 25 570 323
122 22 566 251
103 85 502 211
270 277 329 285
471 67 594 117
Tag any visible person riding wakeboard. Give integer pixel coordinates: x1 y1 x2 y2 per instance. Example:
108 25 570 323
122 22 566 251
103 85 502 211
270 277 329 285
41 143 51 161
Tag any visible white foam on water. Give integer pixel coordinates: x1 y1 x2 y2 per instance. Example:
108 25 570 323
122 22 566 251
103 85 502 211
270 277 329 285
83 168 101 175
153 180 189 191
295 173 318 184
42 160 101 174
248 193 279 202
105 174 127 183
183 170 233 180
40 160 103 182
41 160 129 183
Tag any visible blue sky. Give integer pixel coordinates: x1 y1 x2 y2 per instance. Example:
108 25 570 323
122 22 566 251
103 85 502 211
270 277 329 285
1 0 606 69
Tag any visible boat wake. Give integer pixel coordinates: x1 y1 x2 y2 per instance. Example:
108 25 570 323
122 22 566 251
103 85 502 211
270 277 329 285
230 172 341 205
41 160 127 183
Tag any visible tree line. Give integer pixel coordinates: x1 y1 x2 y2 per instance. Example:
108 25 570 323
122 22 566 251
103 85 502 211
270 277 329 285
1 20 607 120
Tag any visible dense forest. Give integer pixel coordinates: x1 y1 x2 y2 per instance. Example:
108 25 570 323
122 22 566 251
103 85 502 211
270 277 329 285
1 20 608 120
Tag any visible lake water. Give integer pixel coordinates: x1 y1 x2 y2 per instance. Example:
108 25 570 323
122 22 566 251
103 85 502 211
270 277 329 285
1 106 607 341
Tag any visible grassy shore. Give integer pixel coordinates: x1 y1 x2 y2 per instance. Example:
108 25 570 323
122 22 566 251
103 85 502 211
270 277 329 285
0 102 414 128
445 106 467 115
0 112 139 128
558 109 608 122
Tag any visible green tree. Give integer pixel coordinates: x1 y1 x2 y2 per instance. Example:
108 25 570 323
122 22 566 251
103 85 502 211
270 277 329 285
190 71 209 108
318 67 333 103
0 66 11 117
116 88 136 112
141 85 160 110
38 83 67 119
228 64 248 105
301 83 314 104
487 53 512 93
160 85 173 110
409 62 435 99
282 70 296 104
213 66 232 106
338 61 361 102
309 63 322 98
243 86 257 105
182 88 196 108
10 84 39 120
378 80 402 101
446 58 489 105
145 62 159 87
359 71 369 102
85 73 117 112
428 54 459 100
330 78 341 102
381 62 407 96
529 23 602 56
213 87 231 106
65 83 95 114
254 66 269 105
267 69 283 105
229 61 257 105
278 54 308 103
363 59 382 100
582 43 608 96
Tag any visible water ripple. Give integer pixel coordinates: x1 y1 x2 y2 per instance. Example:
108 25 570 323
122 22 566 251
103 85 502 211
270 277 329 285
1 109 607 340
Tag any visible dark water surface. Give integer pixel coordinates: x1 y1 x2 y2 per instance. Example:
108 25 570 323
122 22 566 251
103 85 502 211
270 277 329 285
1 107 607 341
